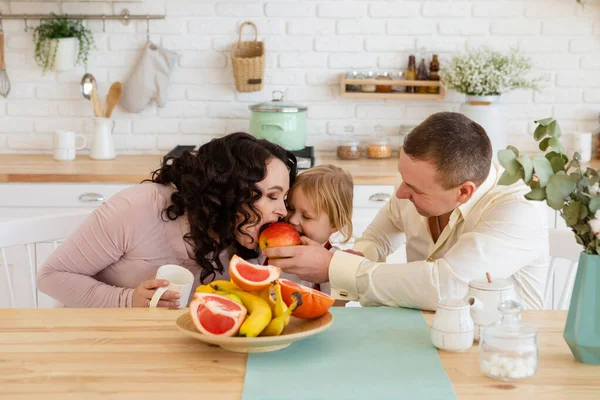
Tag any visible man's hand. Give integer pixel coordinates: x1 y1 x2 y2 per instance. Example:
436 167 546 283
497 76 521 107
262 237 333 283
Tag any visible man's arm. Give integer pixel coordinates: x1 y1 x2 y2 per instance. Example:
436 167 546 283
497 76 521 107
330 198 547 311
353 180 405 262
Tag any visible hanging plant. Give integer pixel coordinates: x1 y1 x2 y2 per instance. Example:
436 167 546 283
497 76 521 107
32 14 95 73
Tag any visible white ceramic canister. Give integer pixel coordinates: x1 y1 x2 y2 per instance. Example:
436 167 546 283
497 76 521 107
467 278 516 341
430 297 480 352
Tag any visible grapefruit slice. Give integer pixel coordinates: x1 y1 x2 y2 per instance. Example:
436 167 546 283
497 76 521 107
189 293 247 337
278 278 335 319
229 255 280 292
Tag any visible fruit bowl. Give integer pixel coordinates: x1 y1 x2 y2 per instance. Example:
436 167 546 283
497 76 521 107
175 311 333 353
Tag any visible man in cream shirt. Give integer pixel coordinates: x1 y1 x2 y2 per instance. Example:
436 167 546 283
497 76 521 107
264 112 549 311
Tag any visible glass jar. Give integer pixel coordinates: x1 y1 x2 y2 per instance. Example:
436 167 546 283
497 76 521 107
345 71 360 93
376 72 392 93
479 300 538 381
366 138 392 159
392 71 406 93
361 71 377 93
337 138 362 160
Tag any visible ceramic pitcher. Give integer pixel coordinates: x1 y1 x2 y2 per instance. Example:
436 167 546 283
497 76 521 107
430 297 481 352
467 278 516 341
90 118 116 160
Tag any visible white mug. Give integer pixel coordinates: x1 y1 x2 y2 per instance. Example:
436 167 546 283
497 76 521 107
90 118 116 160
53 130 86 161
149 264 194 309
569 132 592 163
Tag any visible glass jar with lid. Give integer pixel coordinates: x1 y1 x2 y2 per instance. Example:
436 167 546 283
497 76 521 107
361 71 377 93
479 300 538 381
366 137 392 159
337 138 362 160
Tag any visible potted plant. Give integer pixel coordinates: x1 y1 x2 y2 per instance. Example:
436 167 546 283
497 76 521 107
440 47 540 105
32 14 95 73
497 118 600 365
440 46 542 158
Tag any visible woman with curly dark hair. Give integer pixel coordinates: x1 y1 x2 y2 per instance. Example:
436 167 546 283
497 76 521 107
37 133 297 308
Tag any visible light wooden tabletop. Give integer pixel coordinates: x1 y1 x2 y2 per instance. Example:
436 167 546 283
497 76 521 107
0 154 399 185
0 308 598 400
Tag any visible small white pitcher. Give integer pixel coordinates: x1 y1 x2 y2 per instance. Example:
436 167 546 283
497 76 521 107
90 118 116 160
430 297 482 352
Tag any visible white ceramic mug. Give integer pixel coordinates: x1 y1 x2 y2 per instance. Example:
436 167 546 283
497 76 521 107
90 118 116 160
53 130 86 161
149 264 194 309
430 297 479 352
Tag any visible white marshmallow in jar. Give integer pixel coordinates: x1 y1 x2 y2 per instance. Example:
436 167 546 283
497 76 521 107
479 300 538 381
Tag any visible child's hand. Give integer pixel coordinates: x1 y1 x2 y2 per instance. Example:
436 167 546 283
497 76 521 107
300 236 320 246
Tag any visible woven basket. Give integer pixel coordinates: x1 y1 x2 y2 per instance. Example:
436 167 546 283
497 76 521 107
231 21 265 93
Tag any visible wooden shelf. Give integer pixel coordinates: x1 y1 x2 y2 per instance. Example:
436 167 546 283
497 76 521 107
339 73 445 100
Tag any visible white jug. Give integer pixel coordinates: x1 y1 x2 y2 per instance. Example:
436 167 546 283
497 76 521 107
467 278 516 341
430 297 481 352
90 118 116 160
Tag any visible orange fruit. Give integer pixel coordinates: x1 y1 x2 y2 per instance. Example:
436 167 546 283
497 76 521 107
229 255 280 292
189 293 247 337
278 278 334 319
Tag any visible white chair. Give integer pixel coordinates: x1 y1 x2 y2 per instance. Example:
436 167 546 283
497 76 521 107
0 211 90 308
544 229 583 310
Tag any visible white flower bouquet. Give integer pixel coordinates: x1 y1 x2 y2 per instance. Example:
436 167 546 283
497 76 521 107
440 47 541 96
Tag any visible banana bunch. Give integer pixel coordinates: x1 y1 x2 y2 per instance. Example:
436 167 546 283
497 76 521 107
196 280 302 337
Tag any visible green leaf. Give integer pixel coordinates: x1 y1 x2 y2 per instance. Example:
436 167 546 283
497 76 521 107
498 149 520 175
539 137 551 151
547 120 562 138
590 175 599 186
498 170 522 186
516 154 533 184
585 168 598 177
546 174 577 210
549 137 566 154
533 124 548 141
545 151 568 164
506 145 519 157
576 223 591 236
563 201 581 226
532 156 553 187
580 204 589 220
550 155 566 173
525 187 546 201
589 197 600 214
534 117 554 127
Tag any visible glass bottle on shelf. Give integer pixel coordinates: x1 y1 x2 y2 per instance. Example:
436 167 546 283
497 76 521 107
376 72 392 93
416 58 429 94
361 71 377 93
391 71 405 93
345 71 360 93
406 55 417 94
427 54 440 94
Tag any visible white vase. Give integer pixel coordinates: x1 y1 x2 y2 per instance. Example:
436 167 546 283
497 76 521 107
49 37 78 72
458 95 507 162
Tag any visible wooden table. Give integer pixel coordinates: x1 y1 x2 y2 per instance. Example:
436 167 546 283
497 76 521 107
0 309 598 399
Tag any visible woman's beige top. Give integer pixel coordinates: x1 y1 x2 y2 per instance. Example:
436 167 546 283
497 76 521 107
36 182 256 308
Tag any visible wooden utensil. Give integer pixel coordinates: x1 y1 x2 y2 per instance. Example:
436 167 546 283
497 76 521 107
0 31 11 98
103 82 122 118
91 83 102 118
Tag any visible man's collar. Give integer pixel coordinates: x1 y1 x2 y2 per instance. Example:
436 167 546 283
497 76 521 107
456 162 498 220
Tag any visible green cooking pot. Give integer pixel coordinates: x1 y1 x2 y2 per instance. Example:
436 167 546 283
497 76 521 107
249 90 307 151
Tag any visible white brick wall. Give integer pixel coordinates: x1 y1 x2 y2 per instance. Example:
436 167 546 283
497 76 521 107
0 0 597 155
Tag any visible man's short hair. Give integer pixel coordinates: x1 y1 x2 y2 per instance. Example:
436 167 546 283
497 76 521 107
402 112 492 189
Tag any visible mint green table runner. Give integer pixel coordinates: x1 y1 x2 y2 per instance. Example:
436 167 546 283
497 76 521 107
242 307 456 400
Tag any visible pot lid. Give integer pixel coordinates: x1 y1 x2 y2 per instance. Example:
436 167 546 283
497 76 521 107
249 90 307 113
469 278 514 291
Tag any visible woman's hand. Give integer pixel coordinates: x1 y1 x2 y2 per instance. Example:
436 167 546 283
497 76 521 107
132 279 181 308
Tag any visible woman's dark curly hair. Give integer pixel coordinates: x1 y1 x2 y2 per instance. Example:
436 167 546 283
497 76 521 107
148 132 297 283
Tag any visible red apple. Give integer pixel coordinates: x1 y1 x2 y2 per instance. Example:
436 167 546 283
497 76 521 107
259 222 301 251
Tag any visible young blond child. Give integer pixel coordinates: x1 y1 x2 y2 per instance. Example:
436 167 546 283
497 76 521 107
285 164 354 296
